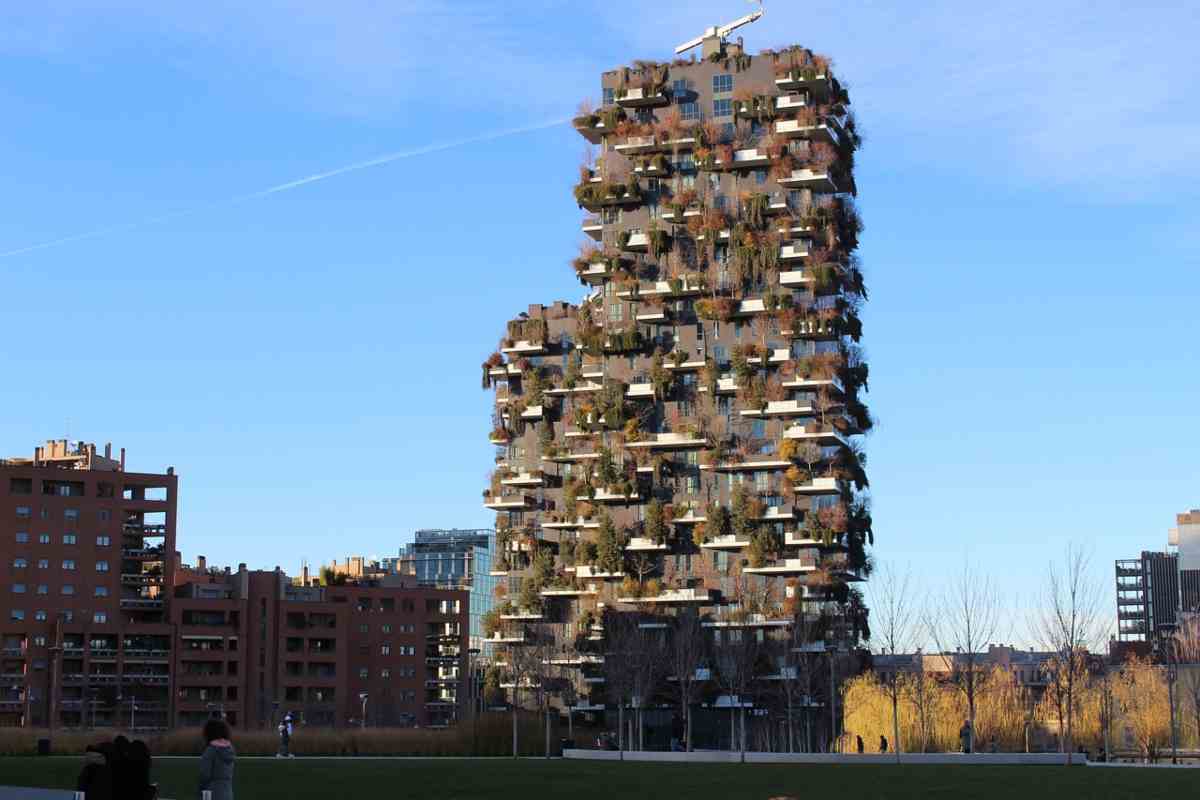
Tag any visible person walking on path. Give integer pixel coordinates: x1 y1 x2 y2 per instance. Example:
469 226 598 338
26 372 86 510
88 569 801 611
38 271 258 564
855 735 864 754
959 720 972 754
879 735 888 753
198 718 235 800
277 713 296 758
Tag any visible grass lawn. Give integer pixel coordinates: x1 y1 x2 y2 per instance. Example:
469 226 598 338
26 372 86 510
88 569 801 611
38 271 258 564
0 757 1192 799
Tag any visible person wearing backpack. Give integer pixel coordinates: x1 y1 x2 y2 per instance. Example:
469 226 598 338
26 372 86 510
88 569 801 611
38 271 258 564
198 718 236 800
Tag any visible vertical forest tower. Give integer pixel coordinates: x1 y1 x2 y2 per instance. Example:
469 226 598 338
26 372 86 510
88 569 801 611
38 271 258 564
481 23 872 727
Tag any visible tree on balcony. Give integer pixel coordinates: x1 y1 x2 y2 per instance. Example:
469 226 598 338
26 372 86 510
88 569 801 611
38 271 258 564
595 514 625 575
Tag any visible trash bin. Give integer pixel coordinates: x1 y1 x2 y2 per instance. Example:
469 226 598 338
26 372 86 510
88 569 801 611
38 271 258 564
37 738 51 756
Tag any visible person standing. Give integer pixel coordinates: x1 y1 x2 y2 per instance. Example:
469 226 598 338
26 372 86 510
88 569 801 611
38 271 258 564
959 720 972 754
879 734 888 753
856 735 864 754
198 719 235 800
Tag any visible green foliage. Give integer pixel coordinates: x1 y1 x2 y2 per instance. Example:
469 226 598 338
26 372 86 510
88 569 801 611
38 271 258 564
594 513 625 574
643 498 668 544
706 502 732 540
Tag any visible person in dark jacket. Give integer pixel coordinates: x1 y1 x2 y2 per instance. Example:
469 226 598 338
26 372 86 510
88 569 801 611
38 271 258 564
199 718 235 800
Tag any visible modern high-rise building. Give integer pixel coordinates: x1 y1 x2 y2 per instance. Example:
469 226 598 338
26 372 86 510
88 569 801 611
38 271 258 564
396 529 497 653
480 24 870 734
1115 551 1180 647
1169 509 1200 614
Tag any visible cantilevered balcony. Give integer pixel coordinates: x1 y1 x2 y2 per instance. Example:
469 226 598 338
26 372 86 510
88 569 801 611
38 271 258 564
576 261 620 285
499 609 544 621
501 340 546 356
744 556 819 576
547 380 604 397
518 405 544 421
733 298 765 316
775 118 841 145
541 451 601 464
487 363 523 379
617 587 718 605
613 135 658 155
582 217 604 240
616 87 670 108
703 613 791 629
624 432 706 450
775 69 831 94
779 268 814 287
702 459 792 472
792 477 842 496
626 382 655 399
635 307 668 323
541 517 600 531
672 507 707 524
591 487 641 503
701 534 751 550
574 565 625 580
755 506 797 522
783 425 849 447
698 377 737 395
715 147 771 169
782 376 844 394
489 631 528 645
778 168 839 192
740 400 816 419
500 472 546 488
780 242 811 261
540 586 598 598
483 494 534 510
615 276 705 299
625 537 669 552
776 93 808 111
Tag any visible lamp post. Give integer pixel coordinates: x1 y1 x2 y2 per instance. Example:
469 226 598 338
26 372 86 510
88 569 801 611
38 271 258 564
359 692 368 729
468 647 480 755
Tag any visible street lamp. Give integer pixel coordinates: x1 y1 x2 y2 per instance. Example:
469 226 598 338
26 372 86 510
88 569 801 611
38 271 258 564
359 692 368 729
468 648 481 755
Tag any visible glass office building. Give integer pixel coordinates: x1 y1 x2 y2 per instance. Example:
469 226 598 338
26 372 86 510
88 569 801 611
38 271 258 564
396 529 496 653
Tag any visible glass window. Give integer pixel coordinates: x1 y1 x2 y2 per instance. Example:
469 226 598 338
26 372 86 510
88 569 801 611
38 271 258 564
15 532 29 543
10 610 24 621
94 586 108 597
382 624 391 634
38 534 50 544
13 558 27 568
679 101 699 121
13 583 25 594
672 78 688 97
62 534 77 545
37 559 48 569
62 585 74 595
713 74 733 94
602 87 614 106
96 536 110 547
93 612 107 624
381 644 391 656
62 559 75 570
16 506 31 518
36 584 47 595
713 98 732 118
64 509 79 522
381 668 390 679
35 610 47 621
359 667 369 679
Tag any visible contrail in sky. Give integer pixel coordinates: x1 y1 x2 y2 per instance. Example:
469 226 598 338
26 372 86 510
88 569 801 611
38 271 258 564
0 117 569 260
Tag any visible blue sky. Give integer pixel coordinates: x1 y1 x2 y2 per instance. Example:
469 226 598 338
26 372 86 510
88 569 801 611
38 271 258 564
2 1 1197 642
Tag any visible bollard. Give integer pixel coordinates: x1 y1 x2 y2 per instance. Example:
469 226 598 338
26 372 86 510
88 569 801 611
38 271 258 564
202 791 213 800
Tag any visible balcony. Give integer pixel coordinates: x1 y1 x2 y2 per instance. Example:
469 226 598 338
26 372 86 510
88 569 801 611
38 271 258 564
775 119 841 144
576 261 620 285
635 308 668 323
547 380 604 397
778 168 839 192
782 376 843 393
541 517 600 531
701 534 750 551
119 598 163 610
702 459 791 472
755 506 797 522
775 69 831 94
545 653 604 666
539 586 598 598
121 547 165 561
482 494 533 510
625 537 669 552
672 508 707 525
783 425 849 447
703 614 791 629
616 276 705 300
541 451 600 464
617 587 717 605
613 135 658 155
733 298 765 316
744 557 819 576
487 363 522 379
615 85 670 107
499 610 544 621
792 477 842 496
625 383 655 399
624 432 706 451
780 242 811 261
121 573 164 586
489 632 527 645
716 147 771 169
500 472 546 488
779 268 814 288
500 340 546 356
582 217 603 240
697 377 737 395
574 565 625 580
740 400 816 419
777 93 808 111
590 487 641 503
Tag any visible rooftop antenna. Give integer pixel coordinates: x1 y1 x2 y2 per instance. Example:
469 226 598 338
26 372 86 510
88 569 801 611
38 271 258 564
675 1 764 55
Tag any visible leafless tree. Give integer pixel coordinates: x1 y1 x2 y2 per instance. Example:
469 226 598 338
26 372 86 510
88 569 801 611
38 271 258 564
872 563 917 761
629 617 669 750
602 610 639 757
670 610 708 751
772 604 823 752
505 637 539 758
711 626 761 756
927 560 1003 753
1029 544 1103 765
906 652 938 753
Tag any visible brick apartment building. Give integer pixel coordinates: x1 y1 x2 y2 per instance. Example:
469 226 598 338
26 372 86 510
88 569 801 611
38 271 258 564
1 440 468 730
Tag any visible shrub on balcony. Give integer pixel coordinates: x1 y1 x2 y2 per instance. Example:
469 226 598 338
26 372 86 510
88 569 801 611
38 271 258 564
594 514 625 574
696 297 737 322
643 499 668 544
619 575 642 598
706 503 732 540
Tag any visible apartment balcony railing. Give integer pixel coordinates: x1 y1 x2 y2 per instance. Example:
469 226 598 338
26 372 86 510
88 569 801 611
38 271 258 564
778 168 839 193
701 534 751 551
740 400 816 419
617 587 717 605
744 556 820 576
624 432 706 450
615 87 670 108
625 537 669 552
775 118 841 145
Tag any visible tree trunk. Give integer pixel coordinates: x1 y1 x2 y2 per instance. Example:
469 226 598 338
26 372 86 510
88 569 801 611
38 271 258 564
787 700 794 753
545 707 551 759
567 708 573 744
512 704 518 759
686 703 693 752
891 689 901 763
730 705 736 751
618 703 624 760
739 704 746 760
